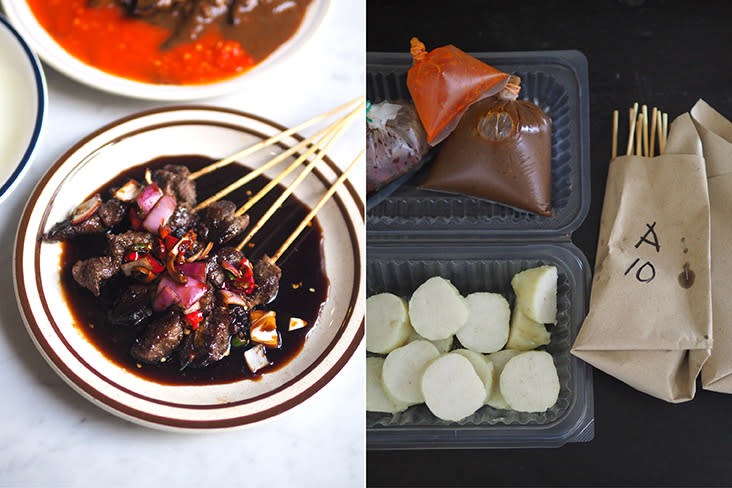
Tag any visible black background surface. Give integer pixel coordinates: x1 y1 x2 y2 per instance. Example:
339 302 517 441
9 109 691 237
366 1 732 486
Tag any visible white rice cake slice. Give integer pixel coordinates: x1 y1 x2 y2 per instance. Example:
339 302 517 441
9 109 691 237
409 276 469 341
485 349 521 409
500 351 560 412
382 340 440 405
421 353 486 422
506 306 551 350
452 348 494 403
366 293 412 354
456 292 510 353
510 265 558 324
366 357 409 413
407 329 453 353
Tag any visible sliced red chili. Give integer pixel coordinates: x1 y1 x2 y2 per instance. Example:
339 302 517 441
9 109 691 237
164 234 178 251
145 255 165 274
185 310 204 330
160 225 171 240
124 251 141 262
129 207 143 230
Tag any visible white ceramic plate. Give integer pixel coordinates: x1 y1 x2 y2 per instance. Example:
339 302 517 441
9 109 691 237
14 106 364 431
1 1 328 100
0 13 45 202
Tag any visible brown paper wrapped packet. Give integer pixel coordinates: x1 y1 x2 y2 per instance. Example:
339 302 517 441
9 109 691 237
691 100 732 393
571 114 712 402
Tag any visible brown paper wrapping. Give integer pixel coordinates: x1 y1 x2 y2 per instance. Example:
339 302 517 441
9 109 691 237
691 100 732 393
571 113 712 402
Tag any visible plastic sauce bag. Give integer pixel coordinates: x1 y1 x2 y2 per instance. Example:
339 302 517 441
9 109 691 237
407 37 510 145
420 76 553 216
366 100 429 193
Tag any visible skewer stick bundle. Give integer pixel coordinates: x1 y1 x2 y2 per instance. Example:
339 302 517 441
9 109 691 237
615 103 670 158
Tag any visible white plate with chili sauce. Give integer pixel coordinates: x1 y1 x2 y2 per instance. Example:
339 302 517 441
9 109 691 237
2 0 328 100
13 106 364 431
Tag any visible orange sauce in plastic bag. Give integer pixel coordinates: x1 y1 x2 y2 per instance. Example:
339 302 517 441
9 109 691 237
407 38 510 145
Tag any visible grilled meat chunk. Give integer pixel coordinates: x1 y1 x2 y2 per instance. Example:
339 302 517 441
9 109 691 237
131 0 184 15
43 214 106 242
107 231 155 264
43 197 128 242
251 255 281 306
151 164 196 206
72 256 119 296
199 287 216 315
180 306 233 368
167 203 197 237
229 305 250 336
197 200 250 245
206 247 244 288
97 198 128 227
109 283 155 326
164 0 228 49
130 311 185 364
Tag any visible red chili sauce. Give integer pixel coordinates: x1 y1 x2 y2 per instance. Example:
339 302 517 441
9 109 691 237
27 0 312 85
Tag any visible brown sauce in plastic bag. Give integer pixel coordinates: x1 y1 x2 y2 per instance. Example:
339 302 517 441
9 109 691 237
420 76 553 216
407 38 509 145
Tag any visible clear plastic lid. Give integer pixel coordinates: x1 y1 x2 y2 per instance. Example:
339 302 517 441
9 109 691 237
367 50 590 240
366 241 594 449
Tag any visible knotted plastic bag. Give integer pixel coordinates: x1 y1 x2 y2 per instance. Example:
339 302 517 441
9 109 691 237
366 100 429 193
420 76 553 216
407 38 509 145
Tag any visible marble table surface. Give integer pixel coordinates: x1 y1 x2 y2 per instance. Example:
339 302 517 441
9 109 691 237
0 1 365 486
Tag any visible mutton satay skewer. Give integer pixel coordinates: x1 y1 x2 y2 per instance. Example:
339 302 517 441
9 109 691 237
236 101 364 217
272 150 364 264
234 100 364 251
188 97 363 180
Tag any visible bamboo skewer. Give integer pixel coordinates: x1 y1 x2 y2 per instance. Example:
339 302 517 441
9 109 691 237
188 97 363 180
626 103 639 156
642 105 649 157
193 123 331 211
272 150 364 264
662 113 669 152
650 107 658 156
235 101 363 216
617 104 673 158
657 110 665 154
611 110 618 159
234 101 364 252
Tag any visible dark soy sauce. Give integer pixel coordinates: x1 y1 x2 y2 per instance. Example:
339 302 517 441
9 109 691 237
60 155 329 385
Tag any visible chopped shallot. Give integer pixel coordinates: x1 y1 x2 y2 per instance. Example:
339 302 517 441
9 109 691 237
137 183 163 215
71 194 102 224
143 195 176 234
288 317 308 331
113 180 142 202
244 344 270 373
250 310 279 348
